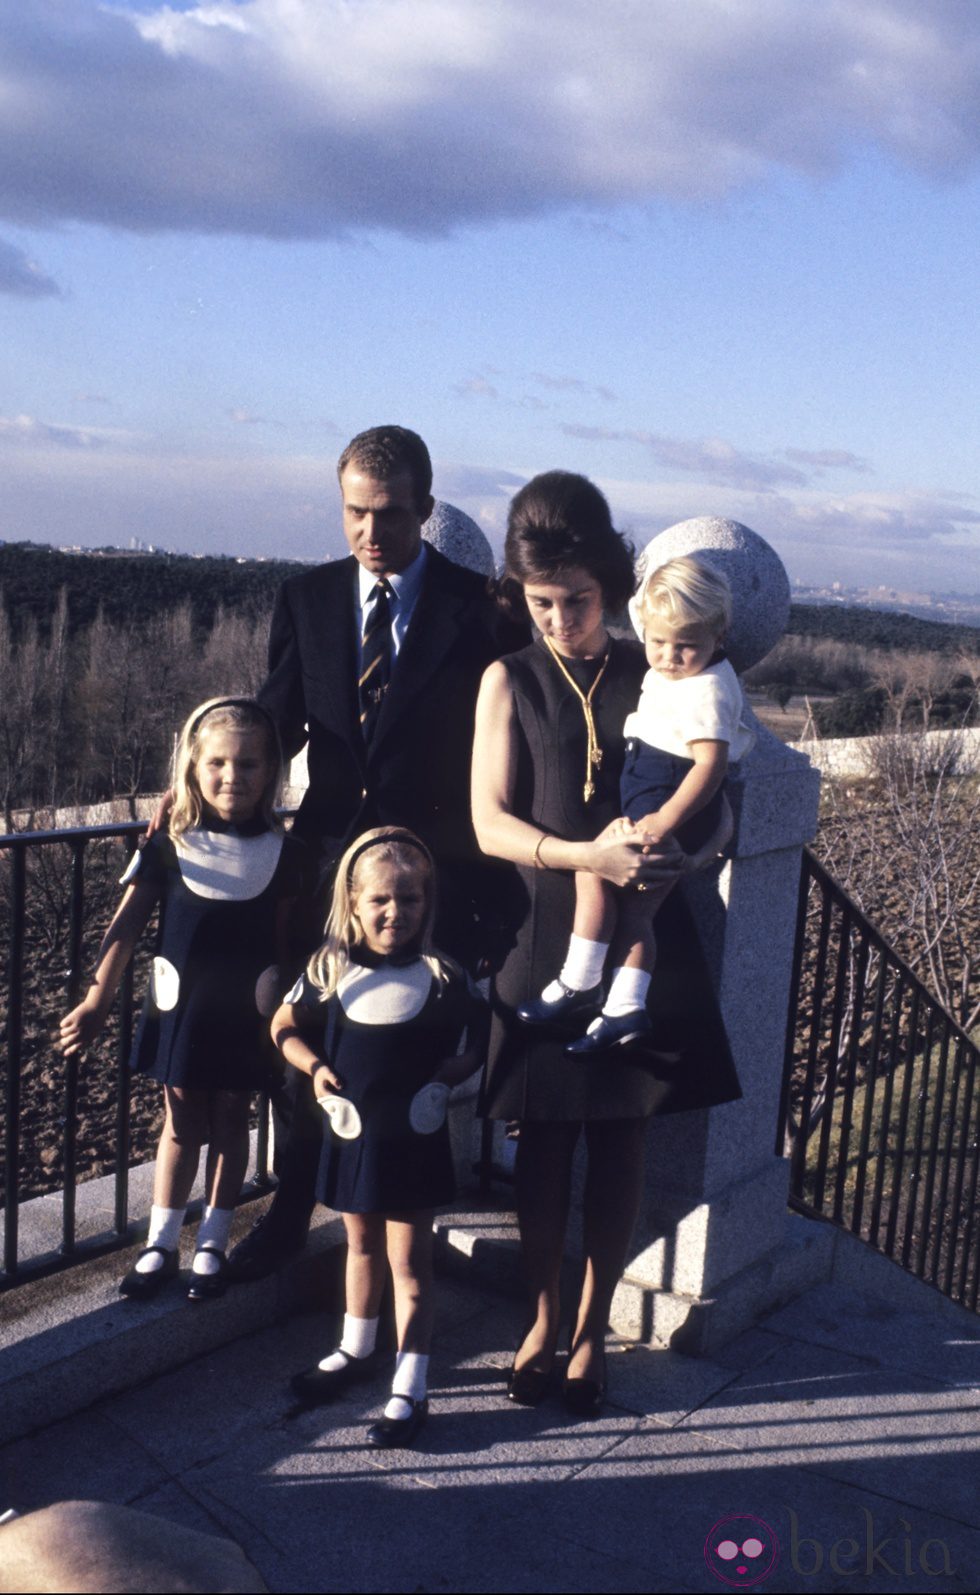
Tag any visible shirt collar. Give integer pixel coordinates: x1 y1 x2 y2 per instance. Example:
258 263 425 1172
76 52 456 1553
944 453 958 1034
356 541 428 611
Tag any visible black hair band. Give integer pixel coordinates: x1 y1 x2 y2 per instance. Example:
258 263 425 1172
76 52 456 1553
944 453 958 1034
189 698 279 742
345 831 432 885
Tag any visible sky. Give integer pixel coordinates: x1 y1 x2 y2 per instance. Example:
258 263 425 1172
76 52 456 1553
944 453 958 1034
1 0 979 594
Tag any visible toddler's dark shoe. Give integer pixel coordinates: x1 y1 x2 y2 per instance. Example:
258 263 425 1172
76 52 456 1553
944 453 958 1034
516 982 603 1032
565 1009 652 1058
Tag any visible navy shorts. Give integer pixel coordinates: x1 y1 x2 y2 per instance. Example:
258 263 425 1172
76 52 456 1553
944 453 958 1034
619 739 725 853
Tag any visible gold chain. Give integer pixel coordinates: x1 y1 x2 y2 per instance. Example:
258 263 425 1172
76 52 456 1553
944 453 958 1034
542 636 610 802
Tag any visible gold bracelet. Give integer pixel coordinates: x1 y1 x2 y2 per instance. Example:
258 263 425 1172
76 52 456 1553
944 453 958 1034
532 832 551 870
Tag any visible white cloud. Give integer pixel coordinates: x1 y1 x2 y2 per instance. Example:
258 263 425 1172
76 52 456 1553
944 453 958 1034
602 475 980 560
2 1 979 239
0 413 128 449
560 423 810 490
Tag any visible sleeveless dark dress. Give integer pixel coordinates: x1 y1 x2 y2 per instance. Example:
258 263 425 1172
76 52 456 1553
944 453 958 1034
127 820 307 1091
289 957 487 1214
481 635 742 1122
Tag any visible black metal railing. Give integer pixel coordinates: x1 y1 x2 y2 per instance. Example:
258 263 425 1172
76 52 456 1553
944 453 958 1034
2 820 273 1289
779 847 980 1311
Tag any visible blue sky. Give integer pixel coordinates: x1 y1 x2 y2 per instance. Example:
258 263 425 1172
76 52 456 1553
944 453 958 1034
1 0 978 592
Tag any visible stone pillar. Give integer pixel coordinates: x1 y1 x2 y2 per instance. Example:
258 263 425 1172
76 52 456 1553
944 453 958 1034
607 519 823 1353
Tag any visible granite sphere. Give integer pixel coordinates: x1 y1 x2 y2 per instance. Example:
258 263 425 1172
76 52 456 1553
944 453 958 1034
424 501 495 577
632 517 790 672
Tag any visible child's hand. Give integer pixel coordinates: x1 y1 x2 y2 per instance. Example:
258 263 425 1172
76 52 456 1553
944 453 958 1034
59 1000 105 1057
311 1060 344 1098
605 816 636 840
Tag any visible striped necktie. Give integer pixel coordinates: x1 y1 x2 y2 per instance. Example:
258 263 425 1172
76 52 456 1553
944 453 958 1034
359 578 393 742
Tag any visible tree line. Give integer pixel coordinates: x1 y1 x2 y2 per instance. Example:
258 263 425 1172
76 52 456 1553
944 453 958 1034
3 544 978 820
1 597 270 825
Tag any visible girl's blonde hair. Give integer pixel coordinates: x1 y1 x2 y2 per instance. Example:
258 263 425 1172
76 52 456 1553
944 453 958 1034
170 697 283 840
307 826 456 998
638 554 732 637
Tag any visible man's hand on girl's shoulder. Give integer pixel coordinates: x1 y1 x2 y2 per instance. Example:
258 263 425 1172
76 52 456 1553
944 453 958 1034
145 789 175 839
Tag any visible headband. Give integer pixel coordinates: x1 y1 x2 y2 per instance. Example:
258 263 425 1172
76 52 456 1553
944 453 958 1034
189 698 279 742
346 831 432 885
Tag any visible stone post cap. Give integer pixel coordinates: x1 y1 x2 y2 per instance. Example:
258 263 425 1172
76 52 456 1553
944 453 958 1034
632 516 790 672
424 501 495 576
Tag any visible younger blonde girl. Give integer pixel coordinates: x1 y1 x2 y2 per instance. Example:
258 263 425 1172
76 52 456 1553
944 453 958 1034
272 827 487 1448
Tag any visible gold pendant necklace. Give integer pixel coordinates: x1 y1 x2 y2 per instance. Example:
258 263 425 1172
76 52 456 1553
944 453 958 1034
543 636 610 802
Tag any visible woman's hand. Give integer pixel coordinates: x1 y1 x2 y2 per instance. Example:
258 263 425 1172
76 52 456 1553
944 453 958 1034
586 820 687 888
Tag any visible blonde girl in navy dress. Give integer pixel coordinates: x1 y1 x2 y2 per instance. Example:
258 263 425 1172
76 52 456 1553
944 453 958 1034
60 698 303 1302
272 827 487 1449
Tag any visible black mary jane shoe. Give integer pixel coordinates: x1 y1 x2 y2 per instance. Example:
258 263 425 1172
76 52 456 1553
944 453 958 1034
186 1245 229 1302
118 1246 180 1300
564 1009 652 1058
290 1348 388 1408
366 1396 428 1449
516 982 603 1032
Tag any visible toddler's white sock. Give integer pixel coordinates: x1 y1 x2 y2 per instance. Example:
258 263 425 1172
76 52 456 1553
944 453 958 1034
602 966 652 1018
136 1205 184 1273
318 1313 379 1372
192 1205 234 1275
542 935 608 999
384 1350 429 1422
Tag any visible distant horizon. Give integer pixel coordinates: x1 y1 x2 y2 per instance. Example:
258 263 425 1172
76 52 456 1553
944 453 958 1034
7 533 980 629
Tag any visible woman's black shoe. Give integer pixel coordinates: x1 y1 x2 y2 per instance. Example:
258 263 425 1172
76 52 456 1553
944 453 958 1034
507 1363 553 1406
118 1246 179 1300
563 1349 607 1417
366 1397 428 1448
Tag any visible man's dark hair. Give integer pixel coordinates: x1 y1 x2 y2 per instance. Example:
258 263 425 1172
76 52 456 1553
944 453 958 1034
499 469 636 617
337 426 433 512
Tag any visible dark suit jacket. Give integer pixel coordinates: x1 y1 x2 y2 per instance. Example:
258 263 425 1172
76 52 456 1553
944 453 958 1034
260 546 526 963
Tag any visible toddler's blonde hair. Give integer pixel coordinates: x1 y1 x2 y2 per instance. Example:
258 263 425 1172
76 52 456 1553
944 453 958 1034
638 554 732 638
170 697 283 840
307 827 457 998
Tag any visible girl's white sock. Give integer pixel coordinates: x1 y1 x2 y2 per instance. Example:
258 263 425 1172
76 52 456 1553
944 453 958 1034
136 1205 185 1272
192 1205 234 1275
384 1350 429 1422
318 1314 379 1372
544 935 608 998
603 966 652 1017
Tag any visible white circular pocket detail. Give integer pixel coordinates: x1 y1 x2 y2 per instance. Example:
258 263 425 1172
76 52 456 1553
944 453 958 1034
151 957 181 1012
254 965 281 1017
319 1095 363 1140
408 1082 450 1135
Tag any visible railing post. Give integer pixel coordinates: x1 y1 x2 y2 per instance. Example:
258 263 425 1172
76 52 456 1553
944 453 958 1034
3 844 26 1279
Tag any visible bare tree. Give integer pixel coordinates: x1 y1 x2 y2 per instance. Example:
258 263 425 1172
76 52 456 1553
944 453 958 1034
817 687 980 1032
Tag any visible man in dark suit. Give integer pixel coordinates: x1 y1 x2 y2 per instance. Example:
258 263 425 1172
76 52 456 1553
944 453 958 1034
228 425 524 1278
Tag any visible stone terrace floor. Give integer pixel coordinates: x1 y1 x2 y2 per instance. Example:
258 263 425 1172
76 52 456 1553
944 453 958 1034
2 1270 979 1594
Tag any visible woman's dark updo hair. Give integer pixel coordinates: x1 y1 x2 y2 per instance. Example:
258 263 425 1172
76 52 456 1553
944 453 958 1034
497 470 635 620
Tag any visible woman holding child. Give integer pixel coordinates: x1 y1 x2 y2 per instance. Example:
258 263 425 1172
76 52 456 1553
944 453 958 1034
472 471 742 1414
